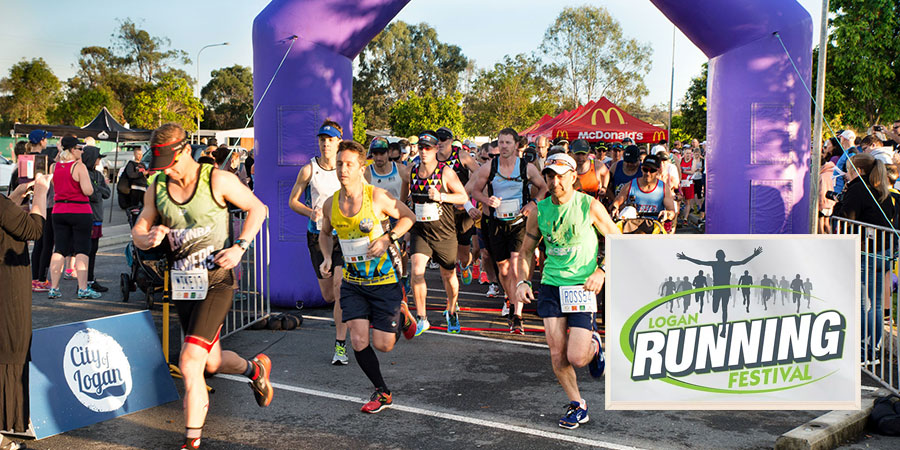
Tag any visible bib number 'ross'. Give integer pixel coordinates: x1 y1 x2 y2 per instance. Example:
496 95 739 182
559 285 596 313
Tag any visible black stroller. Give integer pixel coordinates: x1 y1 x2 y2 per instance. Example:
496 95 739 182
120 206 167 308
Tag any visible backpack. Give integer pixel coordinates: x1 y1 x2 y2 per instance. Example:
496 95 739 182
870 394 900 435
486 157 532 218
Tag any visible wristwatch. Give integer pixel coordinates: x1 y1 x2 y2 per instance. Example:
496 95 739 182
234 239 251 251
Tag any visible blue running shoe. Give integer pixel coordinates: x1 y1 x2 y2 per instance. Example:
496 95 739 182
588 331 605 378
78 288 102 299
48 288 61 299
558 401 589 429
414 317 430 336
448 312 461 333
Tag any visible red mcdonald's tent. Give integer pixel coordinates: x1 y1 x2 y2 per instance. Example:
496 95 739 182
549 97 667 144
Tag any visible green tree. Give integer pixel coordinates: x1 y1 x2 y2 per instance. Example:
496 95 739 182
201 65 253 129
464 54 559 135
113 19 191 83
0 58 61 124
355 21 468 130
388 92 464 138
815 0 900 128
541 6 652 105
352 103 367 143
126 75 202 131
48 84 121 126
678 63 707 140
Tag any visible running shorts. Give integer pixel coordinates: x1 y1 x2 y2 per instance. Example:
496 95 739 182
536 283 595 330
410 230 457 270
176 268 235 350
455 210 475 246
52 212 92 256
307 231 343 279
483 216 526 263
340 281 403 333
680 184 695 200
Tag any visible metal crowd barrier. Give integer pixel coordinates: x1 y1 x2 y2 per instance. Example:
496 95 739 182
830 216 900 394
223 209 271 339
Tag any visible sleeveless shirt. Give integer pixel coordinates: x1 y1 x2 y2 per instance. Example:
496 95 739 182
305 157 341 234
330 184 399 286
538 192 599 286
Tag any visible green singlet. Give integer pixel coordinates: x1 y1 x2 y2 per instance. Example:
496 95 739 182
537 191 599 286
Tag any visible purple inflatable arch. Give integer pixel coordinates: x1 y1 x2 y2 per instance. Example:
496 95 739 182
253 0 812 307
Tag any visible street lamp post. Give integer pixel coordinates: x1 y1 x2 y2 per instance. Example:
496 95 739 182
196 42 229 144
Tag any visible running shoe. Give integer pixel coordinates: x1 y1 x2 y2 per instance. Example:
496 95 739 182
460 264 473 285
478 270 489 285
486 283 501 297
89 281 109 293
248 353 274 407
399 300 417 340
427 260 440 270
500 300 509 318
64 269 76 280
32 280 49 292
47 288 61 299
558 401 589 429
332 341 349 365
447 312 461 334
414 316 430 336
77 288 102 299
588 331 605 378
181 437 201 449
361 388 392 414
472 263 481 281
511 315 524 335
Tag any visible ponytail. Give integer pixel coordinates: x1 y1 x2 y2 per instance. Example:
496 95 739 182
869 159 890 203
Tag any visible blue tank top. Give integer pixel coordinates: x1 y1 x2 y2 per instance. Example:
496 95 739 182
629 178 665 214
612 161 641 196
490 157 525 221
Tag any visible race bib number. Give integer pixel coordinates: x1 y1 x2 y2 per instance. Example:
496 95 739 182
415 202 440 222
340 237 371 263
171 269 208 301
559 285 597 313
496 199 521 219
680 179 693 187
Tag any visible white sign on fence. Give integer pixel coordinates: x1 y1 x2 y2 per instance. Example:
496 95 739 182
605 235 860 410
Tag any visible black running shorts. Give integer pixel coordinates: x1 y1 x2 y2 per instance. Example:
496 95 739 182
52 212 92 256
410 230 457 270
537 283 595 331
340 281 403 334
307 231 343 279
483 216 526 263
176 268 235 347
454 210 475 246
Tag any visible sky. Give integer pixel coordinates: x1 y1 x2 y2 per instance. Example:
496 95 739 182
0 0 826 109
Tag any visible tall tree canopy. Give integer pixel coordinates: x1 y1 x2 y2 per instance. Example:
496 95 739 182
126 75 202 131
354 21 468 130
541 6 652 106
201 65 253 129
388 92 464 139
464 54 559 136
813 0 900 128
0 58 61 125
678 63 707 141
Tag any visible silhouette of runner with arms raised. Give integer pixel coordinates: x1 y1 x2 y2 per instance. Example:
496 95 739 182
661 276 678 312
676 247 763 336
790 274 804 313
738 270 753 313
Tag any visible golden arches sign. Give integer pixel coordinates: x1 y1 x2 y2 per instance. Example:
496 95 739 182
591 107 625 125
652 130 667 142
555 130 569 140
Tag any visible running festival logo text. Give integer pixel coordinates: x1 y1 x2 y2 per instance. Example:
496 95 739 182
62 329 134 412
606 236 860 409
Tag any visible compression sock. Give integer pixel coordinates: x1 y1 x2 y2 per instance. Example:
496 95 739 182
242 359 259 380
183 428 202 449
354 345 388 393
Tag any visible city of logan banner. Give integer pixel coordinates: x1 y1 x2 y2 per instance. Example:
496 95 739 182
605 235 860 410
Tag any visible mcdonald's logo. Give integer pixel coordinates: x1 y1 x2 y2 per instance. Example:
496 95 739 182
555 130 569 140
652 131 667 142
591 107 625 125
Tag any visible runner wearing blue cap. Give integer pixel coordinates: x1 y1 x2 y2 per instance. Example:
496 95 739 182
288 120 350 365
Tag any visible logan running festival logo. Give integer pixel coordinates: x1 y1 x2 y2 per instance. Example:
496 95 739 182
63 329 133 412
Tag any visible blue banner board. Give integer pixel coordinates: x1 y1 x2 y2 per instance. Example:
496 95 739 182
29 310 179 439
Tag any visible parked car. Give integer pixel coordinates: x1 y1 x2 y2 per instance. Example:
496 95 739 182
0 155 15 194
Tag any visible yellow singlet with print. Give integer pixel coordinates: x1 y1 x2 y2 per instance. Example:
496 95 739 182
330 184 399 286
